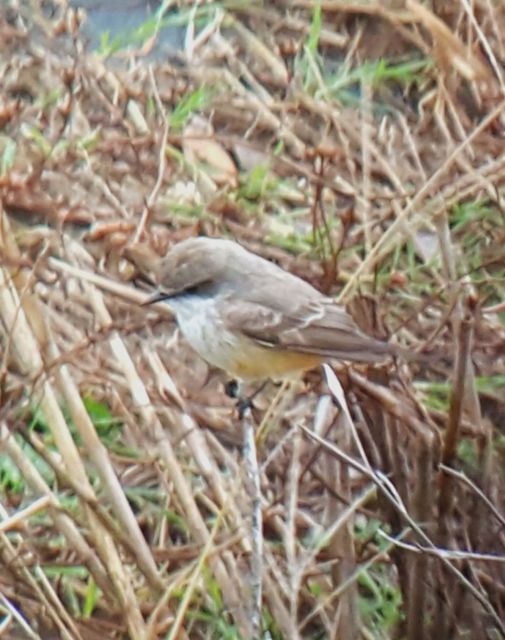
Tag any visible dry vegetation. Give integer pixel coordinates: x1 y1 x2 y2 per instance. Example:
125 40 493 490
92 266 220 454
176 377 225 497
1 1 505 639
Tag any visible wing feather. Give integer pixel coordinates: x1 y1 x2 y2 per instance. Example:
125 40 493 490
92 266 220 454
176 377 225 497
222 297 393 363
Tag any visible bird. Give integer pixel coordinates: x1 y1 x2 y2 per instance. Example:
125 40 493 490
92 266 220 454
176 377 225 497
143 236 398 382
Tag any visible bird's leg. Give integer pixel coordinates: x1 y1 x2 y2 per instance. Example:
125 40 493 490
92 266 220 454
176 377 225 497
224 379 240 399
224 379 250 419
224 379 269 419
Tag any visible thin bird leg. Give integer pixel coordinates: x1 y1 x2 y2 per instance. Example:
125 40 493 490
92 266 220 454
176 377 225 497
224 379 270 419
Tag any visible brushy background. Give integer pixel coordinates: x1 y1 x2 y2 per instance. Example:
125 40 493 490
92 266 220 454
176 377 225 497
0 1 504 639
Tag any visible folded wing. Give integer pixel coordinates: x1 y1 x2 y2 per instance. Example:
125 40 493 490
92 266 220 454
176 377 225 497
223 297 394 364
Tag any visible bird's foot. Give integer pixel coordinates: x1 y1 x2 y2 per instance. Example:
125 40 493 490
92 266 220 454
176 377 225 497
224 379 240 399
224 379 269 419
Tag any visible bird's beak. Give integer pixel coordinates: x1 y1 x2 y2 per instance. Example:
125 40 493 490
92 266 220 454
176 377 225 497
141 289 176 306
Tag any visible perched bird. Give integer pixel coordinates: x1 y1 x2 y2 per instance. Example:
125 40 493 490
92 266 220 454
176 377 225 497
144 237 397 381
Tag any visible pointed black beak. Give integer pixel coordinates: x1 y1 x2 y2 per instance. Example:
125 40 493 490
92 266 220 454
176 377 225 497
141 289 177 306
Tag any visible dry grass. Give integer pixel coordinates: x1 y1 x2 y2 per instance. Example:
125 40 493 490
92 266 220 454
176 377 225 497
1 1 505 639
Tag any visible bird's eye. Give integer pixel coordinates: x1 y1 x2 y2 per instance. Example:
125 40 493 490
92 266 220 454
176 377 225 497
184 284 201 295
183 280 212 295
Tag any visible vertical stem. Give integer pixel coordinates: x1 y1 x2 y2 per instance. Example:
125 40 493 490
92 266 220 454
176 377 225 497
407 440 433 640
438 315 473 510
242 405 263 637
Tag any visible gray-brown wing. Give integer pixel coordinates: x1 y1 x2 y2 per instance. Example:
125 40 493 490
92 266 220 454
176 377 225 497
222 297 394 363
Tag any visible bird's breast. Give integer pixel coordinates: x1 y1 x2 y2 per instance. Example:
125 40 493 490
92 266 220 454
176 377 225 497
166 294 321 380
